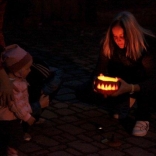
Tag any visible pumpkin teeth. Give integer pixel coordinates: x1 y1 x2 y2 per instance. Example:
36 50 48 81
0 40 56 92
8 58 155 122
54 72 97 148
97 84 118 91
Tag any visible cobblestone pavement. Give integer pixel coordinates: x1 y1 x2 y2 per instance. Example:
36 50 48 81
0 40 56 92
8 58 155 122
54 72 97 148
4 24 156 156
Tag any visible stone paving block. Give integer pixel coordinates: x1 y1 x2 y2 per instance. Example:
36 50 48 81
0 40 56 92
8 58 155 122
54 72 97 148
61 133 77 141
77 134 93 142
34 119 55 128
91 141 108 149
49 145 67 152
83 110 104 117
51 118 65 125
33 135 59 147
55 108 75 115
57 88 75 94
29 150 50 156
60 115 79 123
126 137 156 148
92 134 104 142
52 135 70 143
87 154 99 156
87 117 115 128
51 99 60 104
70 106 84 112
19 142 41 153
73 103 90 109
18 151 27 156
98 149 125 156
79 122 96 131
84 131 98 138
73 120 87 126
42 127 63 137
76 113 89 119
124 147 155 156
68 140 99 153
46 106 56 111
53 102 69 108
57 124 85 135
101 131 124 140
117 143 132 150
68 98 80 103
145 131 156 139
42 109 58 119
66 148 83 155
108 132 126 140
48 151 72 156
56 93 76 101
117 130 131 137
148 147 156 155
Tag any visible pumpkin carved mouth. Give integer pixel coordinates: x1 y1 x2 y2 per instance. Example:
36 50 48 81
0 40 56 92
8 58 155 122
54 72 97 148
94 74 120 95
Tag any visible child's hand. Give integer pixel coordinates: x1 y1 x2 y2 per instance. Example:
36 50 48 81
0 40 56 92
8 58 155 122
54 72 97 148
39 94 50 108
27 116 36 125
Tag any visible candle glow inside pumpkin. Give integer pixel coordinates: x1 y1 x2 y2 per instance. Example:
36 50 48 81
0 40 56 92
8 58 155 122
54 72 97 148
97 83 118 90
96 74 119 91
97 75 118 82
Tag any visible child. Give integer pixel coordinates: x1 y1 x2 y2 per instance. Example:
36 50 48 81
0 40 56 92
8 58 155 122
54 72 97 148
0 44 49 155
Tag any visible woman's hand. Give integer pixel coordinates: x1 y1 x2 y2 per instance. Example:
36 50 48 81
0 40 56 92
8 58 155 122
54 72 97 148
111 78 131 96
39 94 50 108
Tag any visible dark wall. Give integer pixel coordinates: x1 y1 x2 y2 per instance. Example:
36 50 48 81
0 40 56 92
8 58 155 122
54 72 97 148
3 0 156 30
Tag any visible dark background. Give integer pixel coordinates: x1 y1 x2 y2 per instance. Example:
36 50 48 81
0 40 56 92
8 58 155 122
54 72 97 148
3 0 156 32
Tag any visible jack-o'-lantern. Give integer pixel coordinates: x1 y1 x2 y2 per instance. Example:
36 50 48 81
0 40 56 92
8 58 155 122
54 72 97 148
94 74 120 95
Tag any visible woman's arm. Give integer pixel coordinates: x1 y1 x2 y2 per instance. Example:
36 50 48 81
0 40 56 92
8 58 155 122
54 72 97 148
138 50 156 95
112 46 156 96
111 78 140 97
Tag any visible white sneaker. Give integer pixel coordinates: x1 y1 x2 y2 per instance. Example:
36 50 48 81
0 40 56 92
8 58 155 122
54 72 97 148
132 121 149 136
24 133 32 141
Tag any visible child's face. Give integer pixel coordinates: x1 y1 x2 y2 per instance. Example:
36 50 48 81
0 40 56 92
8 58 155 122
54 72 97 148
19 60 33 78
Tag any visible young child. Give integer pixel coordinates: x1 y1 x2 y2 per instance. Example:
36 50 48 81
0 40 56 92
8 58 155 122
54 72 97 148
0 44 49 156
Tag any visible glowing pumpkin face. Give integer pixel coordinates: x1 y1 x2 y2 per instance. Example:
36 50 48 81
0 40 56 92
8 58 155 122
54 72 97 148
94 74 119 95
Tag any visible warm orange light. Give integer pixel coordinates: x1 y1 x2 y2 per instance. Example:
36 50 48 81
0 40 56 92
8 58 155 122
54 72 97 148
97 74 118 82
94 74 119 93
97 83 118 91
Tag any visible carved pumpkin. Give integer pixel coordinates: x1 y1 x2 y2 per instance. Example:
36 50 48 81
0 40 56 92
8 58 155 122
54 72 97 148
94 74 120 95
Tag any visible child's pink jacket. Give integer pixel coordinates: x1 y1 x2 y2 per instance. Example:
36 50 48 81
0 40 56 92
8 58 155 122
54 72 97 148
0 78 32 121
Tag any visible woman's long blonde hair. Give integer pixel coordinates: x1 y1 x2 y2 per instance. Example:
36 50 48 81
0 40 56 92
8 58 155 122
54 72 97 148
103 11 155 60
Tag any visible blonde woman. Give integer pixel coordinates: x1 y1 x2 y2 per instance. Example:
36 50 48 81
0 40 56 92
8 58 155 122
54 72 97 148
94 11 156 136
